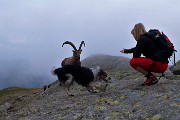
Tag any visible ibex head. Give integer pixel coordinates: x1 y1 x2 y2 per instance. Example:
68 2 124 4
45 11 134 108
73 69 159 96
62 41 85 60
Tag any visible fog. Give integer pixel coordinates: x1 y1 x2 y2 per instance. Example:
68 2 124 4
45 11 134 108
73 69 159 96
0 0 180 89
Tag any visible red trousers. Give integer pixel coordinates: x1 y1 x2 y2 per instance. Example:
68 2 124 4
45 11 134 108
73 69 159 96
130 57 168 73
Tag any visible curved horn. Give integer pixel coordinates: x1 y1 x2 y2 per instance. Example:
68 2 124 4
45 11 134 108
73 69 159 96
62 41 77 51
78 41 85 50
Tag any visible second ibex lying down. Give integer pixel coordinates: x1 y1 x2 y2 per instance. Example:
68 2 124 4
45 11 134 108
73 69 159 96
61 41 85 67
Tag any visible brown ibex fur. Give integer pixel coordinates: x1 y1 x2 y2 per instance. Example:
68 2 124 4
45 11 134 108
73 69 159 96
61 41 85 67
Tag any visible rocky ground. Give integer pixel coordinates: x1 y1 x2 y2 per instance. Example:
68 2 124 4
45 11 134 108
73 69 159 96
0 74 180 120
1 55 180 120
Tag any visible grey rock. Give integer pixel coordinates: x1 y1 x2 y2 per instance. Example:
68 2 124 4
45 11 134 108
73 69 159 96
0 102 12 113
170 60 180 75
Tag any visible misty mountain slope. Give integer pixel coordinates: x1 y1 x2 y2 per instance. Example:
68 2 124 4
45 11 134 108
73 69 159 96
82 54 140 80
1 76 179 120
82 54 133 72
0 54 180 119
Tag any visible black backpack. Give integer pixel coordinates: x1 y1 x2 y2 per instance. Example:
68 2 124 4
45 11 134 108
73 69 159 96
146 29 177 64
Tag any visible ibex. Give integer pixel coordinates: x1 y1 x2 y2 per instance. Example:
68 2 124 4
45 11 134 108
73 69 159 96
61 41 85 67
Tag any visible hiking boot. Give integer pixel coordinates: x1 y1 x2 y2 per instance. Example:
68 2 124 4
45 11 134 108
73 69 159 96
142 74 158 86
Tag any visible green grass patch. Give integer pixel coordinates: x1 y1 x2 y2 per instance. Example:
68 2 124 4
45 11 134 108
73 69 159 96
0 87 42 104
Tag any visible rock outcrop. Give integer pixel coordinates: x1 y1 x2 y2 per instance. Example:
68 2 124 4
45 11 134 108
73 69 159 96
170 60 180 75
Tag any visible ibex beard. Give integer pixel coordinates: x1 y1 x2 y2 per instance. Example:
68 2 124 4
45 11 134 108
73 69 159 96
51 65 96 96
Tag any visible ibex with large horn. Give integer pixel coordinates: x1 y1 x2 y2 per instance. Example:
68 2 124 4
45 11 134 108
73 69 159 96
61 41 85 67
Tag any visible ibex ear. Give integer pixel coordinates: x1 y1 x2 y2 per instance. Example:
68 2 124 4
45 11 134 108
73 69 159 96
72 50 75 52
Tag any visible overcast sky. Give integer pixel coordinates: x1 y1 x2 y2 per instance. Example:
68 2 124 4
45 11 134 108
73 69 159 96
0 0 180 89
